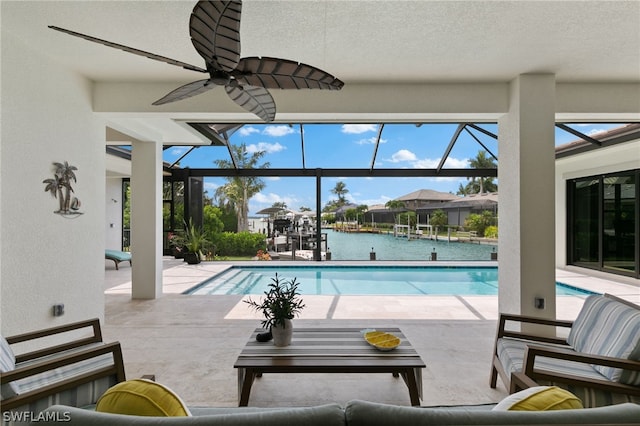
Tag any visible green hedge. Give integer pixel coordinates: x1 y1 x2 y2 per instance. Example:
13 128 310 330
484 225 498 239
211 232 267 256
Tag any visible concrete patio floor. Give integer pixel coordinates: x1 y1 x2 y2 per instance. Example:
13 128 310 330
102 258 639 408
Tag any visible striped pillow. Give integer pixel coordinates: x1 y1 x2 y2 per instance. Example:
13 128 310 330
13 345 114 395
568 295 640 384
1 335 20 399
567 295 607 352
542 382 640 408
5 376 119 419
619 339 640 385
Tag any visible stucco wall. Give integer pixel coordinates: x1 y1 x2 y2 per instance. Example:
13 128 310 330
1 31 106 335
555 140 640 268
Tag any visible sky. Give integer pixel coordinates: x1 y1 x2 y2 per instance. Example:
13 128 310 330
162 123 621 216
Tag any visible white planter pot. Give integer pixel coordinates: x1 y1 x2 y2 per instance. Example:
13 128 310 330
272 319 293 347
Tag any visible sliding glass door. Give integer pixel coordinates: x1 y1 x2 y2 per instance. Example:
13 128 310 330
570 178 600 269
568 169 638 278
602 173 636 274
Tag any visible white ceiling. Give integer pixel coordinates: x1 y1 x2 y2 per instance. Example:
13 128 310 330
3 1 640 143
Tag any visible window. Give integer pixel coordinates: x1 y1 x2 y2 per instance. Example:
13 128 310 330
568 170 639 278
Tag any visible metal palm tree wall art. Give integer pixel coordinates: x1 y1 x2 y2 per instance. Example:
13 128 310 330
49 1 344 122
43 161 83 217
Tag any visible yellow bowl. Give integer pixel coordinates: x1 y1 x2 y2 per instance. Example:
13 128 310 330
364 331 401 351
364 331 385 340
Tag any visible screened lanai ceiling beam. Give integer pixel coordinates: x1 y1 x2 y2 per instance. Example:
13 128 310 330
186 123 231 146
169 146 196 169
466 123 497 140
436 123 465 174
177 167 497 178
226 143 238 169
370 124 385 172
300 124 306 169
555 123 602 146
464 126 497 161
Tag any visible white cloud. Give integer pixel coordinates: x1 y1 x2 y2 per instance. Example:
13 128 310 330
389 149 417 162
203 182 220 192
170 147 189 156
341 124 377 134
385 153 468 169
587 128 607 136
356 137 387 145
263 125 295 137
411 158 438 168
238 126 260 136
253 193 298 206
568 124 617 135
413 156 468 169
360 195 393 206
246 142 286 154
253 193 280 203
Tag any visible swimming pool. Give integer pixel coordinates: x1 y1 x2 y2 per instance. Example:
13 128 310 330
185 266 597 296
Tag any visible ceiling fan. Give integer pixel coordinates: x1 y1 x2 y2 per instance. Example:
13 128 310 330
49 1 344 122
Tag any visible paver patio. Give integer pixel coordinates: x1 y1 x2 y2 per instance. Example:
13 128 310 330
102 258 638 407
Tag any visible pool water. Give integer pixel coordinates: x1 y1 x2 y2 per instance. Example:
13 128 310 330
185 266 596 296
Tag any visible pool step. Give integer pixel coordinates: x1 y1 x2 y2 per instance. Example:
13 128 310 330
211 270 255 295
190 269 247 295
239 274 263 295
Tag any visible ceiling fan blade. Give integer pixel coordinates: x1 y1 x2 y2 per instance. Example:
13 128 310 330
152 79 214 105
225 85 276 122
233 57 344 90
190 1 241 72
48 26 207 74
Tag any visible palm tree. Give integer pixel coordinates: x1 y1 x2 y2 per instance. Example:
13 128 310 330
456 182 471 196
271 201 287 211
356 204 368 224
430 209 448 240
461 151 497 195
385 199 405 225
214 144 270 232
330 181 349 206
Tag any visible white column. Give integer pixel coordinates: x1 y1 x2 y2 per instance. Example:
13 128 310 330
498 74 556 319
130 140 163 299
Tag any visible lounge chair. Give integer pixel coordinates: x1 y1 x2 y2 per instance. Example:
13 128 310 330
490 293 640 407
105 249 132 270
1 318 126 415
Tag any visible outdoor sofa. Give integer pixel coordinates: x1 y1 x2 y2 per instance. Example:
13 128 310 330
491 293 640 407
26 400 640 425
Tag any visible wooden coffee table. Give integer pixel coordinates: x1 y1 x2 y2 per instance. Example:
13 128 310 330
233 327 426 406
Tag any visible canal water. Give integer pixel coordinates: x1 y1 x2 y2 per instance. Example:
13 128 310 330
322 229 496 261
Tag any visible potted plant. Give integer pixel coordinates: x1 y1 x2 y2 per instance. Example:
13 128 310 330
168 232 186 259
255 249 271 261
244 273 305 346
183 219 209 264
